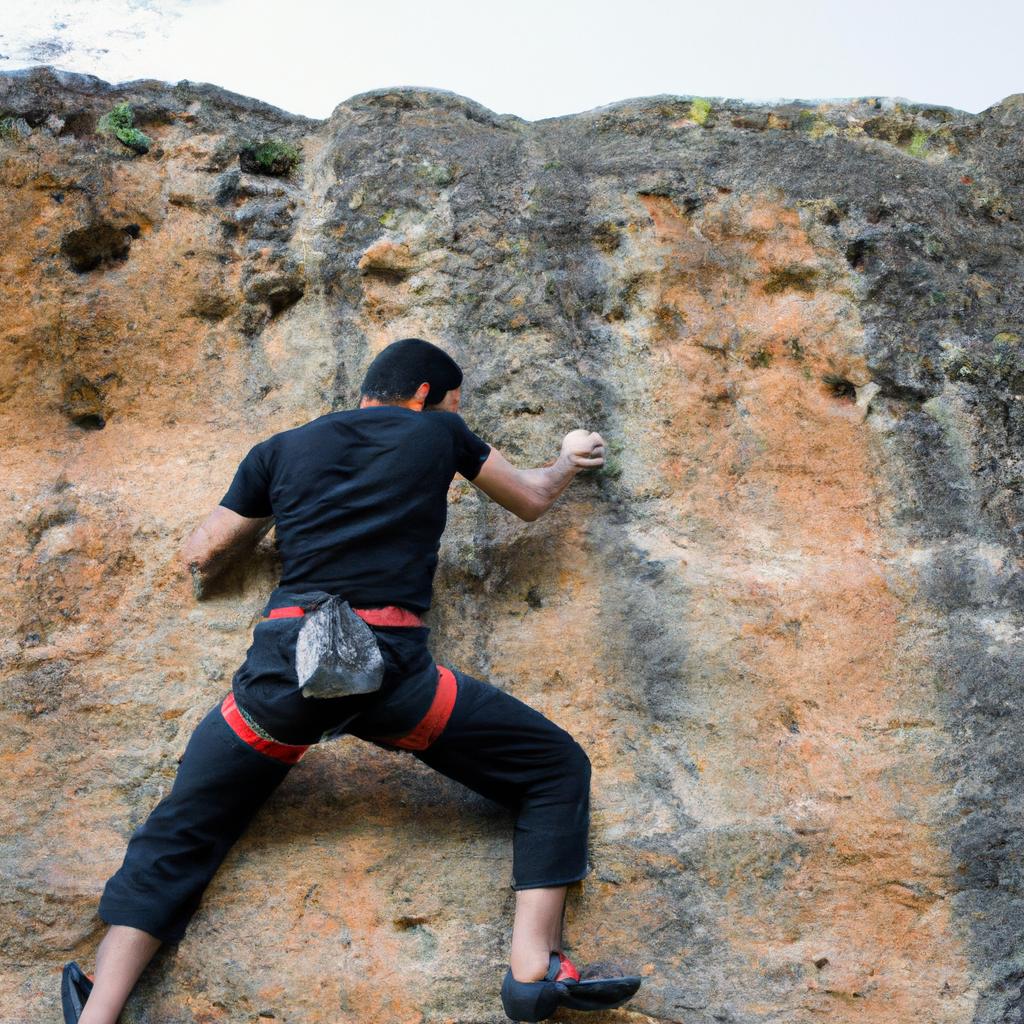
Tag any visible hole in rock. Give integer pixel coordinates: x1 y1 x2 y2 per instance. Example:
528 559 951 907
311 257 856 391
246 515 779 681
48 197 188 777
71 413 106 430
60 222 134 272
822 373 857 401
845 239 870 271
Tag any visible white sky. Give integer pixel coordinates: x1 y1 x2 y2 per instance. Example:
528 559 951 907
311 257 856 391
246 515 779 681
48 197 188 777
2 0 1022 120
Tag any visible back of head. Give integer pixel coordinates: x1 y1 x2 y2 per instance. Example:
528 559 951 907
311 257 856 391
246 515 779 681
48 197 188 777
360 338 463 406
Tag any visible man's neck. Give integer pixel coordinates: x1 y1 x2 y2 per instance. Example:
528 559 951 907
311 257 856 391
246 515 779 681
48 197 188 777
358 397 424 412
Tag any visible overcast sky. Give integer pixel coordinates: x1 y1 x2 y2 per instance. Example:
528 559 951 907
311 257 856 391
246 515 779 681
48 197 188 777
3 0 1021 120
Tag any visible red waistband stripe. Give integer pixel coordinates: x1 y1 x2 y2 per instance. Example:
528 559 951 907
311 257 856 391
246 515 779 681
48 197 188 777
265 604 424 627
220 693 310 765
371 665 457 752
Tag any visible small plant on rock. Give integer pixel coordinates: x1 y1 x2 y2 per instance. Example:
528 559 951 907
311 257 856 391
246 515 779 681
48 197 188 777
98 102 152 154
239 139 302 177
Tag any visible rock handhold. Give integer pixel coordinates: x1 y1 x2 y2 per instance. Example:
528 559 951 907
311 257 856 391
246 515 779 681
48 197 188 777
243 267 306 315
358 240 414 279
61 373 115 429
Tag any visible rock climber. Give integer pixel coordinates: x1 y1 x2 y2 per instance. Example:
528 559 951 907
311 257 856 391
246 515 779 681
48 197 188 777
61 337 642 1023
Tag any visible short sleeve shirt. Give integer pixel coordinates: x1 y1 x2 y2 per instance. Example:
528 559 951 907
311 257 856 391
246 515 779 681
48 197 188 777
219 407 490 614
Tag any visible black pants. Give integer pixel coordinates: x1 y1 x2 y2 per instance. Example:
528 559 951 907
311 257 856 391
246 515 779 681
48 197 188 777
98 596 591 944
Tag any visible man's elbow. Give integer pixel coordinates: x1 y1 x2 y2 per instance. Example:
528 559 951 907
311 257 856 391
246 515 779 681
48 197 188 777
516 496 547 523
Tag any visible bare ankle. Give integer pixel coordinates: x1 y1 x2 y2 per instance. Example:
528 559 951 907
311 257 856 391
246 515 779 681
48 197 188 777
510 948 552 983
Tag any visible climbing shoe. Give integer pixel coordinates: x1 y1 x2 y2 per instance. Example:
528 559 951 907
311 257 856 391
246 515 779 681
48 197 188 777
500 950 642 1022
61 962 93 1024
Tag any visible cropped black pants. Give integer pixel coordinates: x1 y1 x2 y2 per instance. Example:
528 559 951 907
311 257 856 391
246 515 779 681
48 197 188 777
98 594 592 944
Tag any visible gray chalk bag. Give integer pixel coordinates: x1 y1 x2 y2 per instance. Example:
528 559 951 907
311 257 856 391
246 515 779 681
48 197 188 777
294 593 385 699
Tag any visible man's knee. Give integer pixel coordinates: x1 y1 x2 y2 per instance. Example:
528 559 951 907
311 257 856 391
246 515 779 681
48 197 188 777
563 737 591 794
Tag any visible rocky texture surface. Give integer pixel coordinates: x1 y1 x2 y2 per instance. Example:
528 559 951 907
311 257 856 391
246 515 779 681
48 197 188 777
1 66 1023 1023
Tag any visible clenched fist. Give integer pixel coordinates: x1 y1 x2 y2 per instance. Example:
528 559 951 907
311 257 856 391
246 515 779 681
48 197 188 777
561 429 606 469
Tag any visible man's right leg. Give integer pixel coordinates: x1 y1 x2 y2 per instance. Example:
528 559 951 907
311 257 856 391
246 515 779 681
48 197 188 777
80 697 302 1022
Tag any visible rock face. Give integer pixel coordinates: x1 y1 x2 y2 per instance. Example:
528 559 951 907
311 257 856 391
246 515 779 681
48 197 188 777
2 66 1023 1024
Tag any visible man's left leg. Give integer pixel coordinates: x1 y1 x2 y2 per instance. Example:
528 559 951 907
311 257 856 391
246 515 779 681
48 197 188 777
364 668 591 978
365 666 640 1020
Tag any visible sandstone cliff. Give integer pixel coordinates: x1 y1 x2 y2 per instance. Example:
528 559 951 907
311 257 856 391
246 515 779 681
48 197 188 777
2 66 1023 1024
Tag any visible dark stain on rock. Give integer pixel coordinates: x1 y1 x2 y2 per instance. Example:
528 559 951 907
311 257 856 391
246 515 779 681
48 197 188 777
762 264 819 294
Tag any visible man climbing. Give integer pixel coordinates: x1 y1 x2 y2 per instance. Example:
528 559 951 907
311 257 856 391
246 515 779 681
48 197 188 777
61 337 642 1024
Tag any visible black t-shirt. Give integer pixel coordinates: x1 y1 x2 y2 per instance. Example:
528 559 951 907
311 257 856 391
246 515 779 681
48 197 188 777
219 406 491 613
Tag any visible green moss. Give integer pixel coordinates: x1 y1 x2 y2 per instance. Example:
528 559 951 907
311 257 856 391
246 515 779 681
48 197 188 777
690 98 712 126
940 335 1024 393
907 129 930 158
601 439 625 480
797 109 835 138
749 347 772 368
239 139 301 177
414 160 454 186
98 102 152 154
378 208 399 228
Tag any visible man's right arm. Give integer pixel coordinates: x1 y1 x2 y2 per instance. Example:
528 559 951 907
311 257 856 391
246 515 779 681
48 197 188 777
470 430 605 522
179 506 274 598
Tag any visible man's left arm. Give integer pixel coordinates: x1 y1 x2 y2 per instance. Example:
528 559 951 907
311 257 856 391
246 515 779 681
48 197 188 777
469 430 606 522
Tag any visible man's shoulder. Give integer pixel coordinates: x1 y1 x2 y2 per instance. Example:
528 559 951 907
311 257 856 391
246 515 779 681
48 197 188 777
424 410 479 434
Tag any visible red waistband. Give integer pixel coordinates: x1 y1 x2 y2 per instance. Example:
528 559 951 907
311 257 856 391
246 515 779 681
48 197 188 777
265 604 424 627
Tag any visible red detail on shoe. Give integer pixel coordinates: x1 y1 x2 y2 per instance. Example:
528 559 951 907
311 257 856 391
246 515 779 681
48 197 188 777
220 693 310 764
555 952 581 983
265 604 424 626
370 665 457 751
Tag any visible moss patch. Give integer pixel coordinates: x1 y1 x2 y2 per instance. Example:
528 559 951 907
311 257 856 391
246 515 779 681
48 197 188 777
690 98 712 126
907 129 930 158
239 139 302 177
97 102 152 155
943 333 1024 393
0 115 28 140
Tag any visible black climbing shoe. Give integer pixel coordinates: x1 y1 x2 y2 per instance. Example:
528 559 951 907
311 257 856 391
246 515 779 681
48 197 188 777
61 962 93 1024
500 950 642 1022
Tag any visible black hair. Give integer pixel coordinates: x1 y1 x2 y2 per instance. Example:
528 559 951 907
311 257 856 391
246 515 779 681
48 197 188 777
360 338 463 406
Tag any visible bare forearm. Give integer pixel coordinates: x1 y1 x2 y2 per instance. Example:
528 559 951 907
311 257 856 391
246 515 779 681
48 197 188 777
517 455 581 521
471 431 605 522
179 506 274 596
